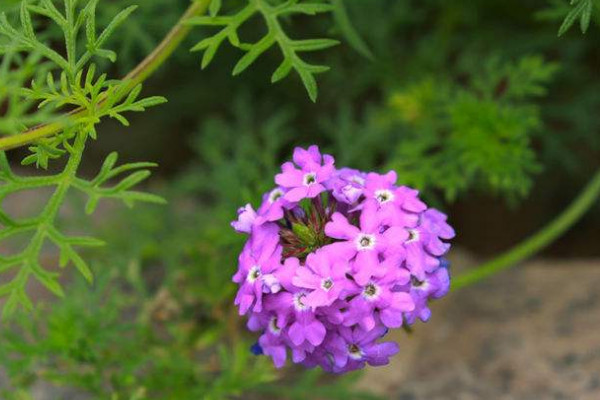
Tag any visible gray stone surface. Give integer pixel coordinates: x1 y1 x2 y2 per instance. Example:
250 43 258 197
359 251 600 400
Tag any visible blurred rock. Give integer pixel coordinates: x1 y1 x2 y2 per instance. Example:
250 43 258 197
359 250 600 400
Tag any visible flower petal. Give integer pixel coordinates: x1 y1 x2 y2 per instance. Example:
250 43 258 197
325 213 360 240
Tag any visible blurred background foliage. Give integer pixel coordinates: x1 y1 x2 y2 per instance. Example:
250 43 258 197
0 0 599 398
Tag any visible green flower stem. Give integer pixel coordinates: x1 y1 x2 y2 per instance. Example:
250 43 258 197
0 0 211 151
452 168 600 290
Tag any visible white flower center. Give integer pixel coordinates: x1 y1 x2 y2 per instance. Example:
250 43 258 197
348 344 363 360
406 229 419 243
247 265 261 283
293 292 309 311
375 189 394 204
362 282 381 301
356 234 376 250
321 278 334 291
303 173 317 186
269 316 281 335
269 188 283 203
411 275 429 291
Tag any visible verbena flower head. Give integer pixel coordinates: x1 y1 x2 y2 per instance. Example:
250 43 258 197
232 145 455 373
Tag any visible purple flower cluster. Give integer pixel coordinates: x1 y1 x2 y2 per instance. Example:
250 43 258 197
232 146 455 373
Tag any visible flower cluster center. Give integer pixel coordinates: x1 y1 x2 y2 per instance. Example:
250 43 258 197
279 195 337 260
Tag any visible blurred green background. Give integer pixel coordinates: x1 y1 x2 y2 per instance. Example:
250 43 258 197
76 0 600 256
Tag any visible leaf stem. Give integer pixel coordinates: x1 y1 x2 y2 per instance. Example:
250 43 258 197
0 0 211 151
452 168 600 290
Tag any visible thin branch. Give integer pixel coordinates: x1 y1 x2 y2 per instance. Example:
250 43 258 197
452 168 600 290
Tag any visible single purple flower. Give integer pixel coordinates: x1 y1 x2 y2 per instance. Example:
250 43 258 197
275 146 335 202
403 295 432 324
327 168 367 205
258 331 288 368
231 204 257 233
343 259 414 330
403 208 454 280
255 187 289 223
363 171 398 203
266 291 327 347
325 200 406 285
420 208 456 255
363 172 426 228
326 325 400 373
403 226 441 280
233 233 282 315
400 264 450 324
292 250 351 308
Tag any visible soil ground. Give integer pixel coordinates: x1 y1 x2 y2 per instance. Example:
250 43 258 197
359 250 600 400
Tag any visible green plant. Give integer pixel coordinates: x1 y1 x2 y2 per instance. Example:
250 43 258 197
188 0 339 101
385 55 559 201
559 0 595 35
0 0 168 318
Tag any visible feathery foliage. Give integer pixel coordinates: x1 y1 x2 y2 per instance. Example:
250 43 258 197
0 0 166 318
329 0 373 60
188 0 338 101
0 50 52 135
558 0 595 35
386 55 559 201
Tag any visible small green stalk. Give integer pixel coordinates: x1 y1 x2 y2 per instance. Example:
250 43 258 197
452 168 600 290
292 223 317 245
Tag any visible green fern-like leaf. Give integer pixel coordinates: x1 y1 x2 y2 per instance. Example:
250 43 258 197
73 152 166 214
187 0 338 102
558 0 594 35
0 0 138 75
0 0 167 318
386 55 559 202
330 0 373 60
0 49 53 136
18 63 166 167
0 137 165 319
